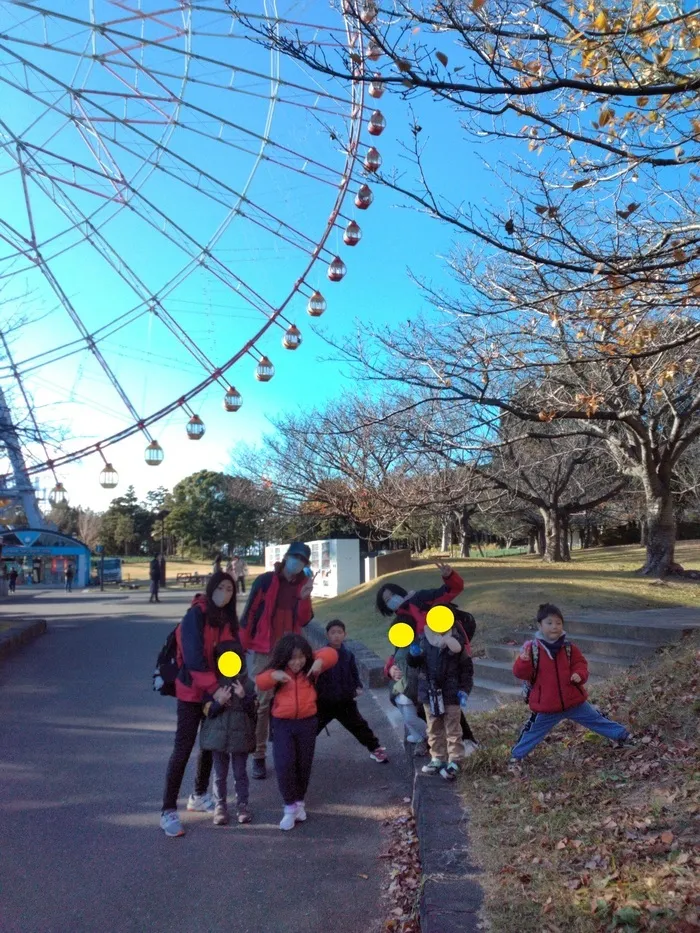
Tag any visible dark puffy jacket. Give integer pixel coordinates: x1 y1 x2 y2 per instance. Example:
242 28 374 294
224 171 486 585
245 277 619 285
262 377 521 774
199 675 257 755
408 629 474 706
239 564 313 654
316 643 362 704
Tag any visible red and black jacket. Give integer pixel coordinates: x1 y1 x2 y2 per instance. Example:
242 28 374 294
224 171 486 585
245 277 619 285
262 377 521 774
239 565 313 654
175 594 237 703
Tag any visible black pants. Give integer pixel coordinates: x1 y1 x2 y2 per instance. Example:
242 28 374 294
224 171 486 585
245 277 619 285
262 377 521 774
237 576 246 593
149 579 160 602
317 700 379 751
162 700 212 812
271 716 317 806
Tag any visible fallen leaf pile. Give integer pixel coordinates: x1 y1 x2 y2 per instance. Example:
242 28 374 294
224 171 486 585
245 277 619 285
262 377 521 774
459 632 700 932
382 806 422 933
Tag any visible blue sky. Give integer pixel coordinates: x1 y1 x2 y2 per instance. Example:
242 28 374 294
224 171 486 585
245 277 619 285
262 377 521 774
0 1 501 513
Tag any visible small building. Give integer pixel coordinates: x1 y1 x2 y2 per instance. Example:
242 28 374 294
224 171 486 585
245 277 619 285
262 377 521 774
265 538 361 598
0 528 91 588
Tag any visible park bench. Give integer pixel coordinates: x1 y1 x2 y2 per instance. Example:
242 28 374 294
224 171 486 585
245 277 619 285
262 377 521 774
176 572 211 588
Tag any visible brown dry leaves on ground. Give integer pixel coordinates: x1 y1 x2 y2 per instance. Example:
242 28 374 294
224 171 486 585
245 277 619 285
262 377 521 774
459 633 700 933
381 805 422 933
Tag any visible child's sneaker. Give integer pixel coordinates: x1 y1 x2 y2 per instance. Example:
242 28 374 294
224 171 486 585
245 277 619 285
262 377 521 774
615 733 636 748
294 801 307 822
280 806 297 831
413 739 429 758
440 762 460 781
369 746 389 764
236 804 252 824
187 792 216 812
421 759 443 776
160 810 185 837
213 804 229 826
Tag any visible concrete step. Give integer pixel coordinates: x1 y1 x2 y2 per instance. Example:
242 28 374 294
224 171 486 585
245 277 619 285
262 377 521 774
513 630 659 660
565 613 700 645
471 676 522 703
482 644 635 678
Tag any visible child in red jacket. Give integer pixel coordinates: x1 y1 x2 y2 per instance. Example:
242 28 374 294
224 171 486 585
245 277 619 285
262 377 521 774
510 603 631 762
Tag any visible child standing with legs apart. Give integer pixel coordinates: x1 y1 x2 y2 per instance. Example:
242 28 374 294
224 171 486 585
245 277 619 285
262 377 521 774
510 603 632 762
255 634 337 831
408 620 473 781
199 641 257 825
316 620 389 764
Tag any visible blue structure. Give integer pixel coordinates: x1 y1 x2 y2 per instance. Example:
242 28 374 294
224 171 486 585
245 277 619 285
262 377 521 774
0 528 91 588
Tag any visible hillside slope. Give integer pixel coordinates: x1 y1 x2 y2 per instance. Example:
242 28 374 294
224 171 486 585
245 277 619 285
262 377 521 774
459 632 700 932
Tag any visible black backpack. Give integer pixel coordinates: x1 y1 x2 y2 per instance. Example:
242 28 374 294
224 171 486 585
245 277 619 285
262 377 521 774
450 604 477 642
152 625 179 696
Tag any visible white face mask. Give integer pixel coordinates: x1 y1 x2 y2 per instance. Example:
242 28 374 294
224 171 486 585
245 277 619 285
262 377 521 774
212 586 232 607
386 594 405 612
285 557 304 576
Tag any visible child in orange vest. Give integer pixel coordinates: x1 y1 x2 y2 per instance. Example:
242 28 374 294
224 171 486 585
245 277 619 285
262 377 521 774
255 633 337 830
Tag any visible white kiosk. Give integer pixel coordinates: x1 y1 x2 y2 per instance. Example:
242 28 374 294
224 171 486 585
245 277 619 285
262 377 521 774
265 538 361 599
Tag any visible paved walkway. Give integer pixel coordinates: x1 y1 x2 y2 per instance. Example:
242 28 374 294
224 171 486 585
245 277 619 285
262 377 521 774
0 589 410 933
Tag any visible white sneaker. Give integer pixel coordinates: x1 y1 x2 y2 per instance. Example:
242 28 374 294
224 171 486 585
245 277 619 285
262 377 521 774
280 807 297 831
463 740 479 757
160 810 185 837
187 792 215 813
294 802 307 822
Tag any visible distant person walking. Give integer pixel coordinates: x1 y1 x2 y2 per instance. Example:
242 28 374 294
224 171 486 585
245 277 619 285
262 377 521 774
149 556 161 604
9 568 18 593
212 554 223 575
64 564 74 593
233 556 248 594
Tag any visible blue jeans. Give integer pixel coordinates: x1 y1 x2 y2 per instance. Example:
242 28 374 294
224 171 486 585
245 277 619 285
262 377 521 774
212 751 249 807
511 701 629 760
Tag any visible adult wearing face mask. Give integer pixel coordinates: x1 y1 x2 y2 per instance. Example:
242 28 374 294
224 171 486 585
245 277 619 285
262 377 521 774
239 542 314 779
160 571 239 838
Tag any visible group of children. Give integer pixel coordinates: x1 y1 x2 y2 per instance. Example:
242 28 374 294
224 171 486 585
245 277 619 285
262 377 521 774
197 597 631 831
199 619 389 831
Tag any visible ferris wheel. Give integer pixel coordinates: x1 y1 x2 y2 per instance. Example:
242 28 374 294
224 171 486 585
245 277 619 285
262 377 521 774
0 0 386 523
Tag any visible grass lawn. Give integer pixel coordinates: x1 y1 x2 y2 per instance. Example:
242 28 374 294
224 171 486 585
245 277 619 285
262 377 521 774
120 559 265 587
314 542 700 659
458 631 700 932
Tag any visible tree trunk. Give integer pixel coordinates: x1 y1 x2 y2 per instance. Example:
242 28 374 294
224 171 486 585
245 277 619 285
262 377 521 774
441 517 450 553
540 507 564 562
457 506 471 558
560 514 571 562
640 490 677 576
537 525 546 557
639 518 648 548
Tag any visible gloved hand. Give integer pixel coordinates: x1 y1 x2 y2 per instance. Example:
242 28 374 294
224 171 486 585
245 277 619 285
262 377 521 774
409 643 422 657
444 635 462 654
457 690 469 708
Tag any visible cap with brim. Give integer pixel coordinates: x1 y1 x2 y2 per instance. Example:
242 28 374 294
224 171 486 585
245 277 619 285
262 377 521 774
285 542 311 562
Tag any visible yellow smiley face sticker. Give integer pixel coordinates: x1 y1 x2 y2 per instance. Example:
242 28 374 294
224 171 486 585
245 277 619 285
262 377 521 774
217 650 242 678
426 605 454 634
388 622 415 649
